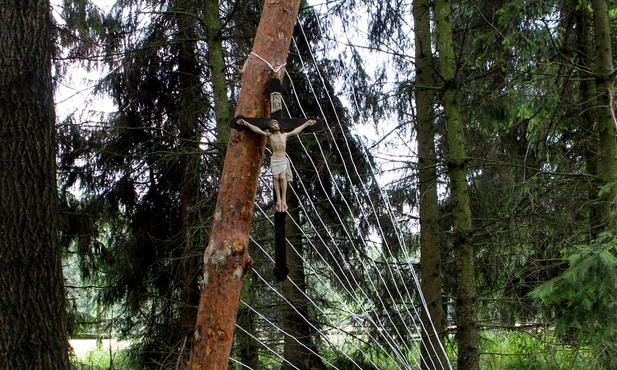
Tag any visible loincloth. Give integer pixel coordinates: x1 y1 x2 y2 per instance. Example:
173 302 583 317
270 156 293 182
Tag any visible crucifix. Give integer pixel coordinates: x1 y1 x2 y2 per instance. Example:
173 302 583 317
231 77 323 280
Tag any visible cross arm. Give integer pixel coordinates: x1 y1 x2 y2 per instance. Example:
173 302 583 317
231 115 324 133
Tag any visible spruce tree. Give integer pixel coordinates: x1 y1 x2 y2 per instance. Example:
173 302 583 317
0 0 70 368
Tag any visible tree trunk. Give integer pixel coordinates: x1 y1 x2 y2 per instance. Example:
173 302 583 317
434 0 479 368
235 277 260 368
204 0 232 148
188 0 302 368
0 1 70 369
174 0 204 356
282 193 326 370
413 1 447 369
573 2 602 239
591 0 617 228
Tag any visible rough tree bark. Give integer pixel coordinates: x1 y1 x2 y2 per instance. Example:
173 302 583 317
204 0 231 148
573 2 602 238
434 0 479 368
187 0 302 368
174 0 204 355
0 0 70 368
591 0 617 227
413 0 447 369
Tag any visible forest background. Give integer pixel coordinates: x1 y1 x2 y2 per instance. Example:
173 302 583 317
2 0 617 369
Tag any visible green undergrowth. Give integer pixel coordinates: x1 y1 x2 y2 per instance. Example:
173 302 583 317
480 329 595 369
71 345 137 370
72 329 601 369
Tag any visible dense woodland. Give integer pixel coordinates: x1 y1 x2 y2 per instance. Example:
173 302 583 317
2 0 617 369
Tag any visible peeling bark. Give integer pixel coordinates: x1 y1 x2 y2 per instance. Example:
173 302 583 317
187 0 302 368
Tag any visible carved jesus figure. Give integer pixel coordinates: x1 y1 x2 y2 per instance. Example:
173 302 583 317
238 118 316 212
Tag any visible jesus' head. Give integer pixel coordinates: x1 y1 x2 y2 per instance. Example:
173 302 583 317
269 120 281 132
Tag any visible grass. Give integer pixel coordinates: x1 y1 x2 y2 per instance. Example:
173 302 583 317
71 329 601 369
71 339 136 370
479 329 595 370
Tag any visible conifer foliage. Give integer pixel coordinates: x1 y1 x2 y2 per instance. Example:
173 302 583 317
33 0 617 368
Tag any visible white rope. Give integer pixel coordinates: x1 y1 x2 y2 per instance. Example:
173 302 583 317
242 266 341 369
258 83 419 366
282 97 417 368
282 11 450 369
240 54 425 370
233 323 299 369
249 204 392 367
229 356 255 369
248 135 420 367
252 201 403 368
321 17 453 368
281 182 412 368
232 3 452 368
283 53 421 367
250 51 286 73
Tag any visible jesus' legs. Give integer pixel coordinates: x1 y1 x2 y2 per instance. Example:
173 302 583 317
274 174 283 212
272 174 289 212
279 176 288 212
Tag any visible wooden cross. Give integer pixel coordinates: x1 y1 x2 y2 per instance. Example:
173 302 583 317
231 77 323 281
231 78 324 132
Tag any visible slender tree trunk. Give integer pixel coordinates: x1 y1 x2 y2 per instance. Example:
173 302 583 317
573 2 602 239
0 1 70 369
188 0 302 367
413 1 446 369
235 277 260 368
434 0 479 368
591 0 617 227
204 0 231 148
282 193 326 370
174 0 204 356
